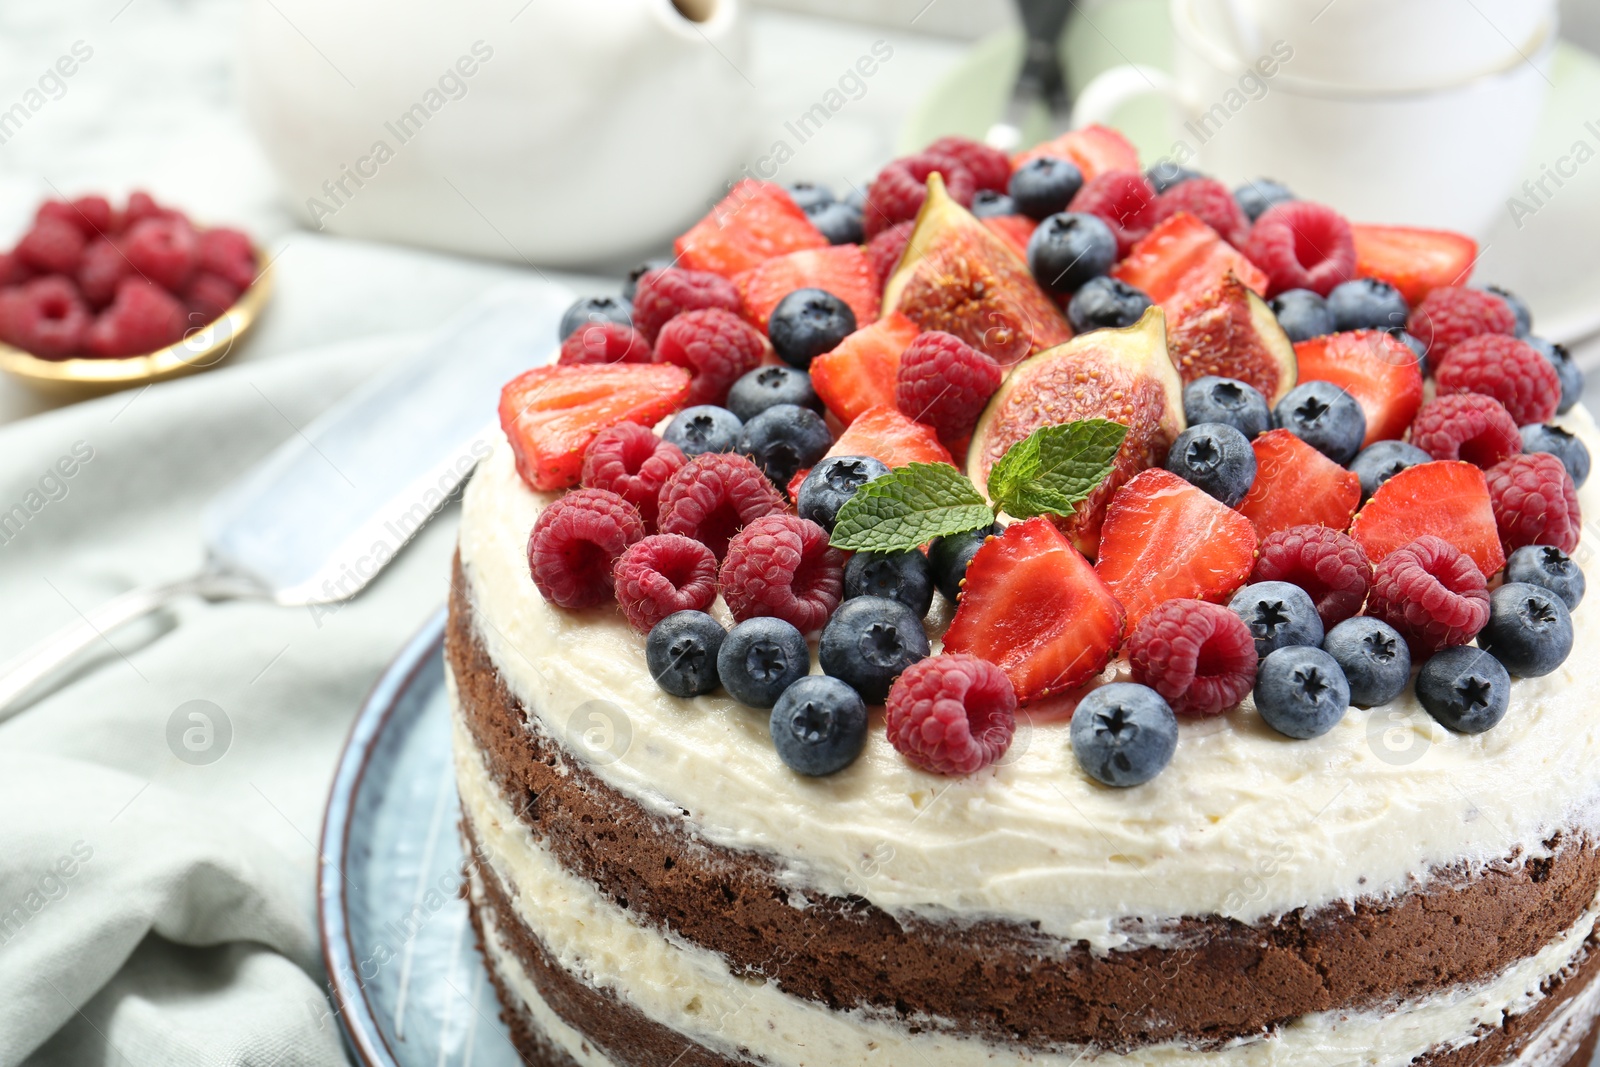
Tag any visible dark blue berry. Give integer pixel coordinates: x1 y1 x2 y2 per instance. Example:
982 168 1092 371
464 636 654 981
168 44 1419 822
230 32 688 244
1479 583 1573 678
969 189 1017 218
805 200 864 245
1027 212 1116 296
1008 156 1085 220
1268 289 1333 343
1322 617 1410 707
738 404 832 489
1481 284 1532 337
1395 330 1429 377
1274 381 1366 465
1350 440 1432 502
843 184 867 210
1070 683 1178 787
844 550 934 617
558 295 631 341
1183 376 1272 440
663 405 742 457
623 258 672 303
1165 422 1256 506
928 523 999 602
1146 162 1202 194
1506 545 1585 609
1229 581 1325 658
768 288 857 369
1520 423 1590 487
1255 646 1350 739
818 596 930 703
1233 178 1295 222
718 617 810 708
1527 337 1584 415
726 365 822 422
1067 276 1152 334
645 610 727 697
1326 278 1409 333
784 180 834 212
1416 646 1510 734
796 454 889 531
770 675 868 776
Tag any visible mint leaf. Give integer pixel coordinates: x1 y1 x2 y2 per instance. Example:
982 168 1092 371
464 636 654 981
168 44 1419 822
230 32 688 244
829 463 995 553
987 419 1128 520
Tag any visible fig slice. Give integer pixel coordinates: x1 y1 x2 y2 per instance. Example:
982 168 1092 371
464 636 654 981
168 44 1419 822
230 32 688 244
1167 271 1298 405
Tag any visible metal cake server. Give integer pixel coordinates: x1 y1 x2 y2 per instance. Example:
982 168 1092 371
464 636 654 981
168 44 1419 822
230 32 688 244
0 281 572 718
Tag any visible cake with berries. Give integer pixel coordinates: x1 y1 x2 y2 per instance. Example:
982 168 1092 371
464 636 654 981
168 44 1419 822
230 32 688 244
447 125 1600 1067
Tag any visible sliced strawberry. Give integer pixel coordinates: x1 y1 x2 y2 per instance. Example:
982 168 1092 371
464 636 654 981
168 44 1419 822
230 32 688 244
943 517 1125 703
1294 330 1423 447
1349 461 1505 578
1011 124 1139 180
981 215 1037 261
809 312 920 425
498 364 691 491
733 244 879 332
1235 429 1361 540
1094 469 1258 631
1352 224 1478 306
821 403 951 468
674 179 828 277
1113 212 1269 317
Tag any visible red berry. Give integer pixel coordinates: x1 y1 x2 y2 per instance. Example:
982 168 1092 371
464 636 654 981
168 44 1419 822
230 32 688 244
1243 201 1356 297
1350 460 1505 579
1235 429 1362 540
1252 525 1372 629
1409 394 1521 468
124 216 199 292
1406 286 1516 365
0 252 31 288
559 320 651 365
16 217 86 275
653 307 768 407
1067 170 1159 258
1351 224 1477 305
38 197 113 238
656 452 786 560
526 488 646 610
866 220 916 290
1435 334 1562 426
719 513 844 633
1486 452 1581 555
1152 177 1249 247
733 244 879 333
0 276 91 358
821 403 953 469
84 277 186 357
76 239 131 308
894 330 1003 440
197 227 257 291
1365 535 1490 656
673 179 828 278
612 534 719 632
885 653 1017 776
580 422 687 528
182 271 243 325
123 190 171 227
862 153 976 238
926 135 1012 193
1126 599 1258 718
631 267 741 344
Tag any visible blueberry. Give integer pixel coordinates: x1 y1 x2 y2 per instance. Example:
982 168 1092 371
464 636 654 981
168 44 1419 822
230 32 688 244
1481 284 1532 337
928 523 999 603
663 405 743 457
1527 337 1584 415
645 610 727 697
718 617 810 708
1027 212 1117 295
784 180 834 212
1416 646 1510 734
1255 646 1350 739
1326 278 1409 333
818 596 930 703
1008 156 1085 220
1350 440 1432 502
796 454 889 531
622 258 672 303
1269 289 1333 343
844 551 934 617
768 288 857 368
1322 617 1410 707
805 200 864 245
1229 581 1324 658
1520 423 1590 487
1233 178 1295 222
770 675 868 776
558 295 632 341
1505 545 1585 609
1146 162 1202 194
1070 683 1178 787
1183 376 1272 439
738 403 832 489
970 189 1017 218
1067 276 1152 334
843 183 867 210
1274 381 1366 465
727 365 822 422
1165 422 1256 506
1479 583 1574 678
1395 330 1430 378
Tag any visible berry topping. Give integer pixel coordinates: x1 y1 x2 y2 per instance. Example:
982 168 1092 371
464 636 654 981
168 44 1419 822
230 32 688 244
969 190 1017 218
76 239 129 308
1350 460 1505 578
1408 394 1522 468
771 676 869 776
894 330 1003 441
1350 224 1476 305
1026 212 1118 295
768 287 857 369
580 422 687 528
557 295 632 341
1146 162 1202 193
717 617 810 708
1293 330 1424 447
732 244 879 332
1067 276 1152 334
1480 284 1532 337
1182 376 1272 439
1527 337 1585 415
653 306 768 407
1253 525 1373 629
1233 178 1296 222
1521 423 1590 489
1486 452 1582 555
1269 289 1333 343
927 523 999 603
646 610 727 698
1435 334 1562 426
865 220 916 290
83 277 186 357
656 452 786 560
783 181 833 212
820 404 953 470
1416 646 1510 734
527 488 646 609
805 200 866 246
16 216 86 274
183 271 242 325
1113 213 1269 316
1254 646 1350 739
1127 599 1259 718
1008 156 1085 220
558 321 651 365
863 152 976 238
843 550 935 617
1244 201 1356 297
1505 545 1585 610
886 653 1017 776
1152 176 1249 247
124 216 199 292
1013 124 1141 181
796 454 890 532
819 595 931 702
1406 286 1517 365
927 135 1012 193
1228 581 1325 659
663 405 743 458
726 365 822 422
674 179 827 277
1164 422 1257 506
1070 683 1178 787
196 227 257 291
720 513 844 633
1326 278 1409 333
809 311 921 425
612 534 719 632
630 267 741 343
1235 429 1362 539
1322 617 1410 707
738 403 833 489
1067 170 1159 258
0 276 91 359
1480 583 1574 678
1365 535 1490 656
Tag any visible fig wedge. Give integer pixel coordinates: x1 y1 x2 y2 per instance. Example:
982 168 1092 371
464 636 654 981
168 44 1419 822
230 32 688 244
1167 272 1298 404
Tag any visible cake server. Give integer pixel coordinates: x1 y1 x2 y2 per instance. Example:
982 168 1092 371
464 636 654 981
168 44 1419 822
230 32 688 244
0 281 572 718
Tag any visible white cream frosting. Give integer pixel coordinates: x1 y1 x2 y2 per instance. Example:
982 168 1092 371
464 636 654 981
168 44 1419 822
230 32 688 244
456 407 1600 949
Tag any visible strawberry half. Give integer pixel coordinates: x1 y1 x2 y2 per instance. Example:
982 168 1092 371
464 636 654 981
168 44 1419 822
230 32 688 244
1352 224 1478 306
674 179 827 277
1094 469 1258 631
982 215 1038 261
1350 460 1505 578
733 244 880 332
1294 330 1423 446
1011 123 1139 180
821 403 951 468
943 516 1126 704
1113 212 1269 318
810 312 921 424
1235 429 1361 540
498 364 691 491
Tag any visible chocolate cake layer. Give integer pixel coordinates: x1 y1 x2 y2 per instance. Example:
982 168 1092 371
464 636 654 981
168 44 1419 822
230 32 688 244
447 556 1600 1053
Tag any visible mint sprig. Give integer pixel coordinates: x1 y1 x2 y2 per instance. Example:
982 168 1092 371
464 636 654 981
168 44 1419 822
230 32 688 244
986 419 1128 520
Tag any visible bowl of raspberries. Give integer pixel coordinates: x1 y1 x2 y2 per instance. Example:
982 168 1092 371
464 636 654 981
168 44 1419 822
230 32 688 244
0 191 270 389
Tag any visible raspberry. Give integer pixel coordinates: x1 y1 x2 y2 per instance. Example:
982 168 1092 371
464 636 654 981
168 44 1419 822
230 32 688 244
526 487 646 609
1486 453 1581 555
612 534 719 632
38 196 113 237
559 320 651 366
580 422 687 528
1067 170 1159 257
1126 599 1258 718
926 135 1012 193
631 267 741 343
719 513 844 633
862 153 976 238
124 216 199 292
123 191 172 227
1435 334 1561 426
1409 394 1522 468
866 220 915 290
1407 286 1516 365
197 227 257 291
0 276 90 358
656 452 786 560
84 277 187 357
1252 525 1373 629
1152 177 1249 247
885 653 1017 776
0 252 30 288
652 307 768 407
1365 535 1490 656
77 239 131 308
894 330 1003 440
182 271 242 325
1243 201 1356 297
16 217 86 275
